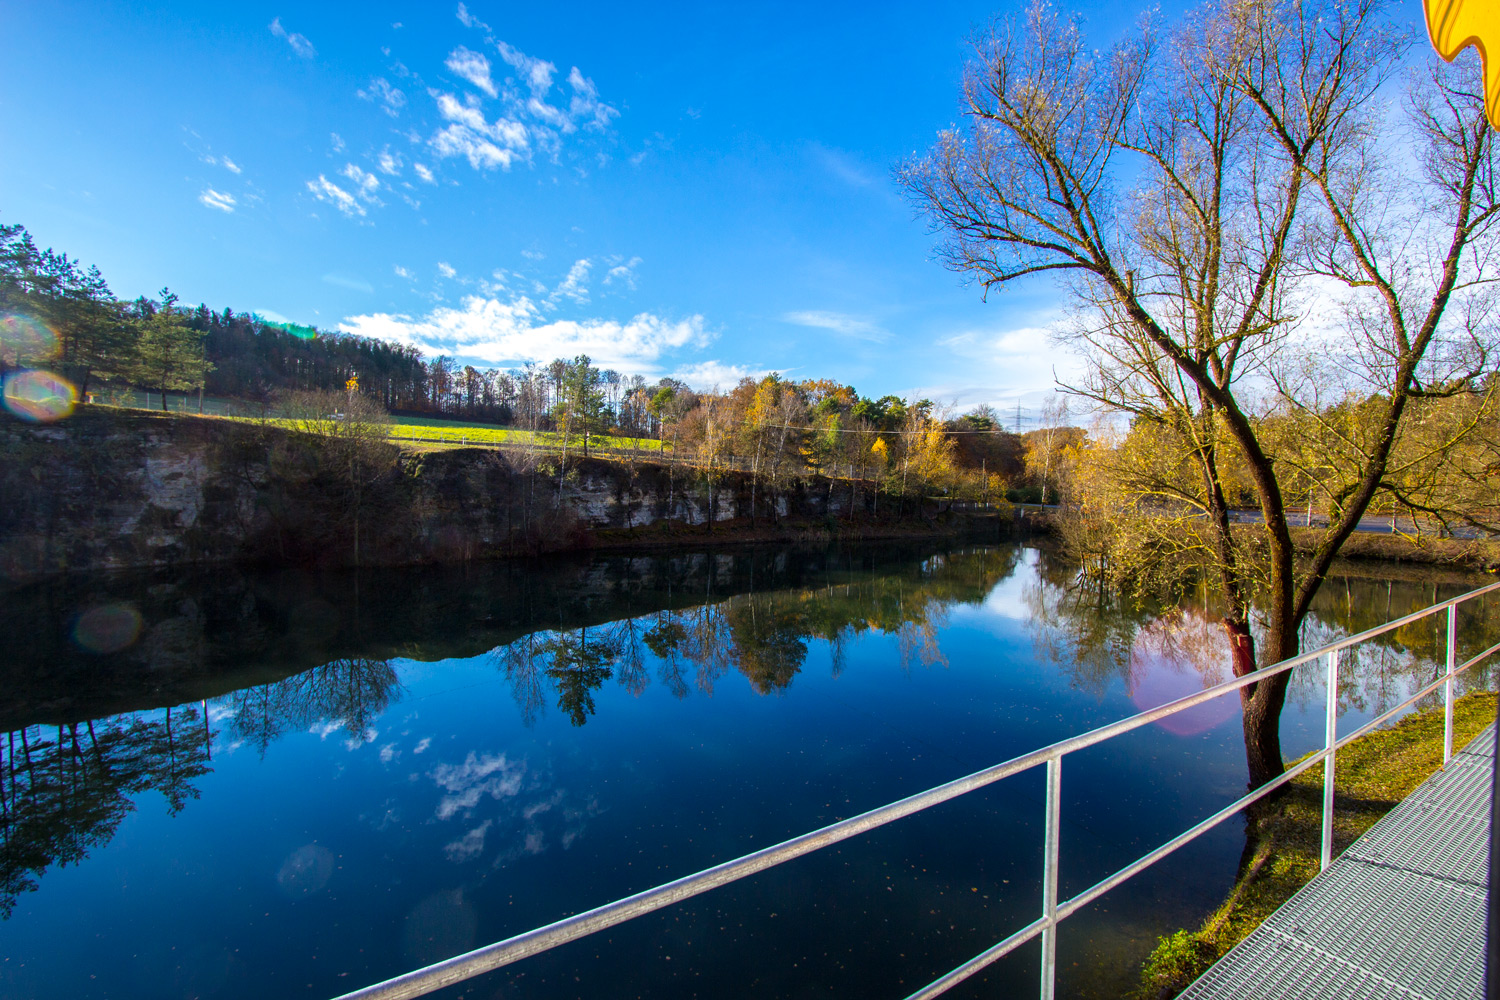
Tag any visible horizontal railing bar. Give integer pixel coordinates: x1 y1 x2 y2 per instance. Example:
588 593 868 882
333 583 1500 1000
333 752 1056 999
900 916 1052 1000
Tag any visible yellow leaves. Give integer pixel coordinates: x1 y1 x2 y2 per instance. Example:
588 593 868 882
870 437 889 461
1425 0 1500 127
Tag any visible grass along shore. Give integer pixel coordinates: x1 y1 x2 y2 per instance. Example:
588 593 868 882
1134 690 1497 998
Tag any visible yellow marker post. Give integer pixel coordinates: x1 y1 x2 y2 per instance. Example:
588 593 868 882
1424 0 1500 127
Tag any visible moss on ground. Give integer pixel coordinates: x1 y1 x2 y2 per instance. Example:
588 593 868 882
1134 690 1498 999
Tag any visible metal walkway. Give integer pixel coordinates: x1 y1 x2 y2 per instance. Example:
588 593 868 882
1182 723 1495 1000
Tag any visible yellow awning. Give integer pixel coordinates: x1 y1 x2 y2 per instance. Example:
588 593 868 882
1425 0 1500 127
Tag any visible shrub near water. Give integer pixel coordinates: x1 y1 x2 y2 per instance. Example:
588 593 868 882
1135 691 1498 999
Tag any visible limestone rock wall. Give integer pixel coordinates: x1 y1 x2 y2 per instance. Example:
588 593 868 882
0 410 849 582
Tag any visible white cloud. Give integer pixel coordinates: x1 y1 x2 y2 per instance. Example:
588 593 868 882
446 46 497 97
377 148 402 176
358 77 407 117
603 256 642 289
330 132 346 153
198 188 236 213
672 360 770 389
520 248 545 261
498 41 556 96
307 175 365 217
341 294 707 372
566 66 618 131
269 17 315 59
438 262 458 279
413 163 436 184
550 258 591 305
203 154 243 175
429 93 529 170
456 2 489 32
341 163 382 203
394 265 414 279
424 41 617 172
783 310 889 343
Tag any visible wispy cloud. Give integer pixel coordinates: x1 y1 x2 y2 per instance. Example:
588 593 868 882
198 188 236 213
429 92 529 170
446 46 497 97
550 259 591 306
455 2 490 32
394 265 414 279
341 294 707 372
269 17 315 59
423 27 617 172
307 175 365 217
437 262 458 279
602 256 642 289
783 310 890 343
413 163 436 184
202 154 242 175
341 163 382 202
357 77 407 118
376 148 402 176
672 360 770 389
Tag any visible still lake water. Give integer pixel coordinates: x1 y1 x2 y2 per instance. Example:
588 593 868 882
1 542 1493 1000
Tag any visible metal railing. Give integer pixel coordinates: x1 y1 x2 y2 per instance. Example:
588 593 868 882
333 580 1500 1000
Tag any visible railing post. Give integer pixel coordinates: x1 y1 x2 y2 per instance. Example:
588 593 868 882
1445 603 1458 764
1321 648 1339 871
1040 756 1061 1000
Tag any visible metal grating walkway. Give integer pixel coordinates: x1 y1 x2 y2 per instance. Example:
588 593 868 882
1181 724 1494 1000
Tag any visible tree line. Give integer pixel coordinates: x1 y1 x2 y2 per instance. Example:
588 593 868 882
1 220 1082 507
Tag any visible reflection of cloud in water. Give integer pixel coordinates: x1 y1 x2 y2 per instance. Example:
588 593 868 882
1128 611 1238 736
428 751 603 864
430 752 526 820
443 820 491 862
276 844 335 896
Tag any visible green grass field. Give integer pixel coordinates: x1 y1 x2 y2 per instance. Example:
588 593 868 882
382 417 669 453
93 397 673 454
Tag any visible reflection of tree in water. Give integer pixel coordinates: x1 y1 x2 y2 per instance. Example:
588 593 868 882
221 658 401 755
489 548 1014 724
1024 553 1497 718
0 704 211 919
0 657 400 918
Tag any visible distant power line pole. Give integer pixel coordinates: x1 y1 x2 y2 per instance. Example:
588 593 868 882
1014 401 1022 435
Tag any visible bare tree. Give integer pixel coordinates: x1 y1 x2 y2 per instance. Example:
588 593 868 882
901 0 1497 785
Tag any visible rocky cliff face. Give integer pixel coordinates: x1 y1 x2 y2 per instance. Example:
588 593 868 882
0 410 847 582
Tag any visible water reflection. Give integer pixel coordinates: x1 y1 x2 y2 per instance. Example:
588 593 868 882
1 541 1493 1000
1022 548 1497 729
0 543 1014 916
0 704 211 918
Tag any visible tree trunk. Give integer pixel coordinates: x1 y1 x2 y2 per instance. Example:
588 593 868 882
1225 616 1294 787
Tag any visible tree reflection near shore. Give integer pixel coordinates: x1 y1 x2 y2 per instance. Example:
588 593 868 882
1022 551 1498 737
0 657 399 918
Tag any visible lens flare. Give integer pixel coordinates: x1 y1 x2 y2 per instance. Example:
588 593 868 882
73 603 144 654
0 313 59 364
3 369 77 422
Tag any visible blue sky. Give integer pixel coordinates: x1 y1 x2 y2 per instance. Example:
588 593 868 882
2 0 1188 418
